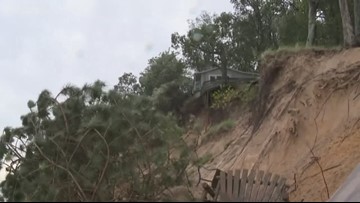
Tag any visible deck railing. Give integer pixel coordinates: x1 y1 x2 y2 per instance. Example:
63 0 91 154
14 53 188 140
195 76 258 95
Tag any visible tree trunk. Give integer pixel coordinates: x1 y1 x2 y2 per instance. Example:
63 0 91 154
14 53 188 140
355 0 360 44
221 66 228 85
218 45 228 85
306 0 319 47
339 0 357 47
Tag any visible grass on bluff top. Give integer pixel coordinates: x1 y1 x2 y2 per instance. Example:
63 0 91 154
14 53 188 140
261 45 342 59
205 119 236 140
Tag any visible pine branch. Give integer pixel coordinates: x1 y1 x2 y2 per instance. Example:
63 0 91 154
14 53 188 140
51 98 70 136
91 129 110 201
22 165 51 180
68 129 91 166
1 161 16 174
6 143 24 160
120 111 153 182
48 137 68 164
33 142 87 201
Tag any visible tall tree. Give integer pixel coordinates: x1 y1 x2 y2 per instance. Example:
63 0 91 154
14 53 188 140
0 81 192 201
276 0 308 46
172 11 258 74
355 0 360 43
230 0 289 51
139 51 189 96
139 51 192 117
114 72 142 96
316 0 343 46
339 0 357 47
306 0 320 46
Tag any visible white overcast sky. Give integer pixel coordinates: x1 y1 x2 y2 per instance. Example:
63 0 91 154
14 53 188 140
0 0 234 132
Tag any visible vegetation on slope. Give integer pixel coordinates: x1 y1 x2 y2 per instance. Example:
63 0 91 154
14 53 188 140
1 0 360 201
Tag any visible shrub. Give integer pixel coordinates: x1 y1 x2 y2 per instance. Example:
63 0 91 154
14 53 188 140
210 84 258 110
205 119 236 139
210 86 240 110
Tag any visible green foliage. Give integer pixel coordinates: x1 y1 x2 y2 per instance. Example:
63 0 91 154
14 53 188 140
151 80 190 115
230 0 290 55
229 0 343 53
276 0 308 46
172 0 344 75
192 118 204 134
316 0 343 46
211 86 240 110
0 1 349 201
139 51 192 121
114 72 142 96
239 84 258 104
0 81 192 202
139 51 189 96
210 84 258 110
205 119 236 139
274 0 343 47
171 11 258 72
27 100 36 109
261 45 342 59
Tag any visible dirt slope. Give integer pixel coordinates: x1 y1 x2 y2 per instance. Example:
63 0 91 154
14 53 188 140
188 48 360 202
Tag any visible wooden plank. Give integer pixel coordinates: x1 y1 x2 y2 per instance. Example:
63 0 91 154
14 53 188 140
281 186 290 202
211 169 221 189
227 170 233 198
219 171 231 201
269 177 286 202
250 170 264 202
220 171 226 196
255 172 272 202
214 180 221 201
211 168 289 202
262 174 280 201
233 169 241 199
237 169 248 201
244 169 256 201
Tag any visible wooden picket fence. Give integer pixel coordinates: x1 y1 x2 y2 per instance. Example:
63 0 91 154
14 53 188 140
205 169 289 202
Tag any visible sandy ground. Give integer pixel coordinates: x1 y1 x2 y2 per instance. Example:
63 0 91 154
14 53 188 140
185 48 360 202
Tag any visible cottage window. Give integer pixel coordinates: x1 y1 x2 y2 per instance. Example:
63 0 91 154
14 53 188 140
210 76 216 81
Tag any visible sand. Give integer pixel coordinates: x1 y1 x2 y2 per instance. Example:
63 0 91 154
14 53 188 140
186 48 360 202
